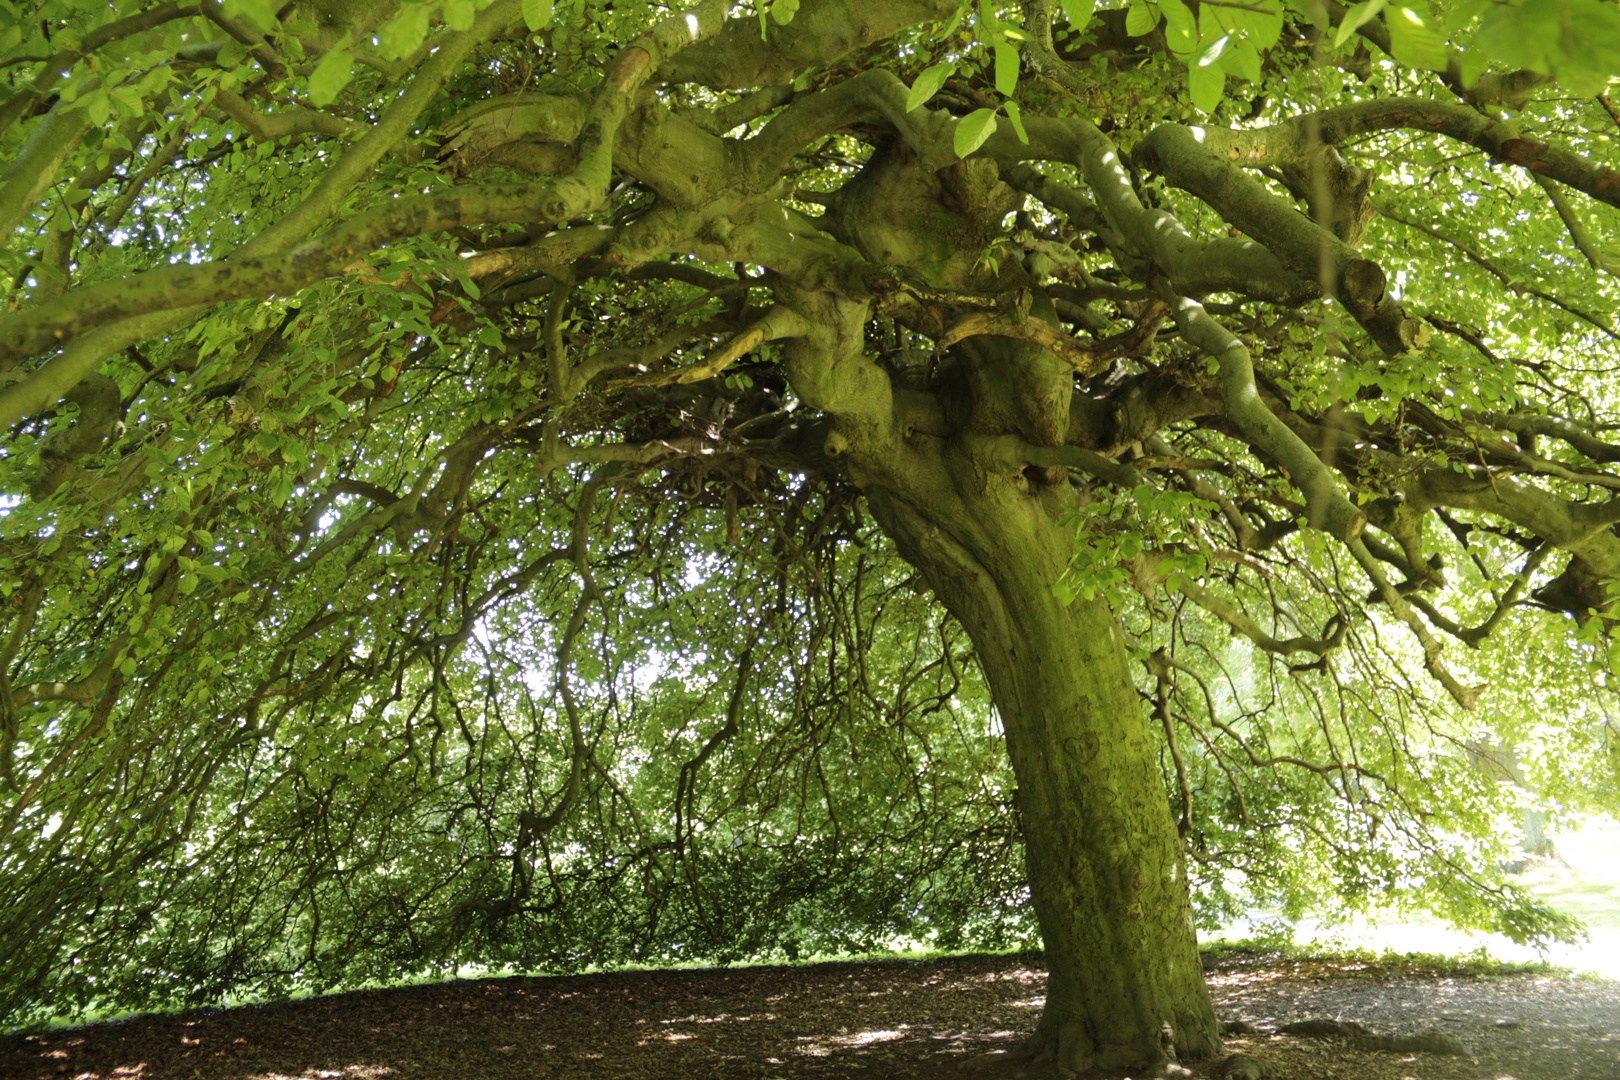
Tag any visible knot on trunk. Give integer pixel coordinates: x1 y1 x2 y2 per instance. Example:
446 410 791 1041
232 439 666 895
1279 146 1376 249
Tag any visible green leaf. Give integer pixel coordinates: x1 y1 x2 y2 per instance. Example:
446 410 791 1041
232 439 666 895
1224 2 1284 49
772 0 800 26
523 0 554 30
977 0 1001 38
1195 33 1230 67
937 0 970 40
222 0 279 31
954 107 998 157
1219 39 1263 82
1004 99 1030 144
994 42 1020 97
1187 61 1225 111
84 89 110 127
110 86 145 119
1157 0 1197 52
1125 0 1158 37
1385 5 1449 71
1061 0 1097 35
907 62 954 111
1440 0 1491 35
378 4 432 61
1566 0 1620 87
444 0 475 31
1469 0 1559 73
1333 0 1386 47
1455 43 1491 88
307 45 354 107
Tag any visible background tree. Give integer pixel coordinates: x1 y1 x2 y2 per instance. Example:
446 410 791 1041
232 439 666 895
3 0 1620 1073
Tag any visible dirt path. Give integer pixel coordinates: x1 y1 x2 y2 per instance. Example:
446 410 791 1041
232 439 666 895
3 952 1615 1079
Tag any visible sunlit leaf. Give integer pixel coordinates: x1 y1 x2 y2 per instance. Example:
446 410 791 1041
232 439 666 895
307 45 354 106
1126 0 1159 37
954 107 998 157
1333 0 1386 47
523 0 554 30
1061 0 1097 35
1219 39 1263 83
1187 59 1225 111
908 62 954 110
1195 33 1230 66
1004 99 1030 144
994 42 1020 97
1158 0 1197 52
378 4 432 60
1386 4 1450 71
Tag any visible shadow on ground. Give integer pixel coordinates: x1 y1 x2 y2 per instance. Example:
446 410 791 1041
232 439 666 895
4 952 1616 1079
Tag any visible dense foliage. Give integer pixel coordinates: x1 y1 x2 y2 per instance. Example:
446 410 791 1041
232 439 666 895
2 0 1619 1062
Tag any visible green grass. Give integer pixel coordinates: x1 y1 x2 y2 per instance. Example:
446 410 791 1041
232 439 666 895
1201 937 1560 979
1521 826 1620 935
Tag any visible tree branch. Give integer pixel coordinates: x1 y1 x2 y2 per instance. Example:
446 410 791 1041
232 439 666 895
1184 97 1620 212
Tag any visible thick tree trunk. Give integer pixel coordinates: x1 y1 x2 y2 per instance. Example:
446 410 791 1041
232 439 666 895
865 472 1222 1074
820 136 1220 1074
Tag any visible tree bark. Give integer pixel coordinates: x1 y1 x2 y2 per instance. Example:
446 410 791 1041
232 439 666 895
812 136 1221 1075
863 466 1222 1074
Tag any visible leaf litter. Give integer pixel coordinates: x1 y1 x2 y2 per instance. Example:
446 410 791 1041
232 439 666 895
3 951 1616 1079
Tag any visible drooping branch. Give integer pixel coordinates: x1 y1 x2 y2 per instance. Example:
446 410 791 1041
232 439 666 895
30 372 122 499
1008 112 1314 306
0 0 531 430
0 98 92 243
0 183 557 370
938 308 1112 375
613 305 812 387
0 0 736 429
1400 466 1620 580
196 0 288 80
1134 123 1430 356
1161 289 1368 544
1175 578 1347 657
1345 536 1484 709
1464 410 1620 464
1405 541 1555 646
1183 97 1620 212
1532 172 1620 280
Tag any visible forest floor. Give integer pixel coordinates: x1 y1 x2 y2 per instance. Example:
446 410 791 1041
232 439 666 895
2 949 1616 1080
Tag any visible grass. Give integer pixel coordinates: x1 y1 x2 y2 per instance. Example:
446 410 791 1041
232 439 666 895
1520 825 1620 934
1206 819 1620 979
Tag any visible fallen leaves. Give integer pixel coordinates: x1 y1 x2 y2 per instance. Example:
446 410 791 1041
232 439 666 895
3 952 1616 1080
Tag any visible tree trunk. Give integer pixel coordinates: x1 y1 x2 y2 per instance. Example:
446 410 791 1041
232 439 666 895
865 468 1222 1075
822 138 1221 1074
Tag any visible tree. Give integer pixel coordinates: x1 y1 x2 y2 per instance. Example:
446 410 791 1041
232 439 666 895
3 0 1620 1072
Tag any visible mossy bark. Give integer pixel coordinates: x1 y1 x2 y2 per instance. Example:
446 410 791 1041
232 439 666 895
829 138 1221 1075
865 467 1221 1074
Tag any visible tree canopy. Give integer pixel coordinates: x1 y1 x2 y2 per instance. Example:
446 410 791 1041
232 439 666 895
3 0 1620 1071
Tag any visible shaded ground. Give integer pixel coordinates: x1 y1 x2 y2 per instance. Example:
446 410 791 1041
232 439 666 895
3 951 1616 1080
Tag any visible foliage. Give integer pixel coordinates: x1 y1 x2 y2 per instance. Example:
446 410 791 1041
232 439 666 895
2 0 1620 1039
